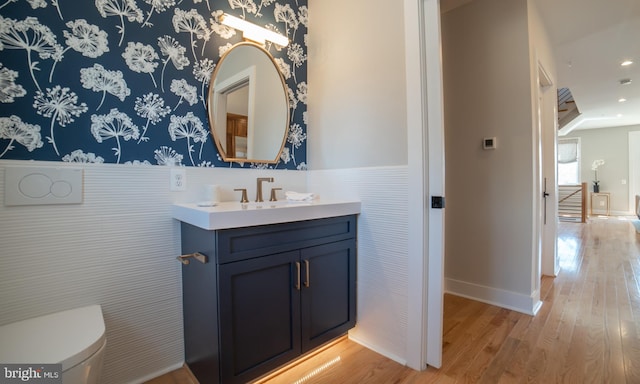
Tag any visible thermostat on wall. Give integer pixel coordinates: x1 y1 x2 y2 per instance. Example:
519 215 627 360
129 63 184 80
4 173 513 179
483 137 497 150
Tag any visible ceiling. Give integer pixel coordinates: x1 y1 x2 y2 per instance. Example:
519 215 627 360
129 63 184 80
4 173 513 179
535 0 640 132
441 0 640 132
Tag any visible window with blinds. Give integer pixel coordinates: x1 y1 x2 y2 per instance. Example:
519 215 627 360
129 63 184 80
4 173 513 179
558 138 580 185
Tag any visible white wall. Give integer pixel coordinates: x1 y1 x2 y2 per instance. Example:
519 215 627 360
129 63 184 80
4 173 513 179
307 167 410 363
307 0 408 170
441 0 539 313
565 124 640 214
0 160 306 384
307 0 417 366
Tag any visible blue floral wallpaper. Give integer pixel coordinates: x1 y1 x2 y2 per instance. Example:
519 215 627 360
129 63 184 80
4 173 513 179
0 0 307 169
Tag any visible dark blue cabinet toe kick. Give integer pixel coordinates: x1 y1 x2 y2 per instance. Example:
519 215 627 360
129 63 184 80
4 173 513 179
180 215 357 384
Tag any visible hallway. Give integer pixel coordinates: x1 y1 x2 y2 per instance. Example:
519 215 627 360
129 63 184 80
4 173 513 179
150 217 640 383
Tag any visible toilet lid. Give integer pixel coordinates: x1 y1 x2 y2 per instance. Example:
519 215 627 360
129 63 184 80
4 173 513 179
0 305 106 371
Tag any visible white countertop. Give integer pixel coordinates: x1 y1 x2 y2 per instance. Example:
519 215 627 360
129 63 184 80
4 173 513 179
172 199 361 230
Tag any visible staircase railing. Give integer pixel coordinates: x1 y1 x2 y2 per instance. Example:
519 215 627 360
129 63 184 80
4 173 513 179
558 183 587 223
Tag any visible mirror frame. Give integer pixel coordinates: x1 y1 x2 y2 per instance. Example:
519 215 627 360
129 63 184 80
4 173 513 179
207 42 290 164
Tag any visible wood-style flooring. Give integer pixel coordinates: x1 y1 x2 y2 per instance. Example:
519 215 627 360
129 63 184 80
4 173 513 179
147 216 640 383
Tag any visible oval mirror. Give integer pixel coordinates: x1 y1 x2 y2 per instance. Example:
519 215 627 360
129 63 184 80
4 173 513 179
207 42 289 163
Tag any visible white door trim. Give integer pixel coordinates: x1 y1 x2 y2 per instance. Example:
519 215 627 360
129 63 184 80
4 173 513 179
404 0 428 370
424 0 446 369
630 131 640 215
537 62 559 277
404 0 445 370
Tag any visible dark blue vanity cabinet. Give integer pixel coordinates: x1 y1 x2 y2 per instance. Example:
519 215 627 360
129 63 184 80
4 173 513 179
180 215 357 384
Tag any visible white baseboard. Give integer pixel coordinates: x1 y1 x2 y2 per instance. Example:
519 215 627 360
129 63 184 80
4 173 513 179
445 278 541 316
609 210 636 216
589 210 636 218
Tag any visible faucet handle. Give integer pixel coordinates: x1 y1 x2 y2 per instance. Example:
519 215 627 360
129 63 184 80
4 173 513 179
269 188 282 202
233 188 249 203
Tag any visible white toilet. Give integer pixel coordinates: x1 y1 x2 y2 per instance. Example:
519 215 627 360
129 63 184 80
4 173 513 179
0 305 106 383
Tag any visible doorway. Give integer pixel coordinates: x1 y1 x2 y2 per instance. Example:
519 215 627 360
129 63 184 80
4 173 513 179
538 64 559 278
410 0 558 372
630 131 640 214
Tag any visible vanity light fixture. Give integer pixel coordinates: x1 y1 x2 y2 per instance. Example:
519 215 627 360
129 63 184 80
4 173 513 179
621 60 634 67
220 13 289 47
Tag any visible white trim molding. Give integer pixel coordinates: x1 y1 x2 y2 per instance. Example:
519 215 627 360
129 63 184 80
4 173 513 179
445 278 542 316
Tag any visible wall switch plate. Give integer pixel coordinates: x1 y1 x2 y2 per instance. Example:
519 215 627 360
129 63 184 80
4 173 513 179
170 168 186 191
622 179 627 185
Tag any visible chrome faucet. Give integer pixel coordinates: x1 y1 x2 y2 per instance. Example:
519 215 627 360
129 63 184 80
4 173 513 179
256 177 274 202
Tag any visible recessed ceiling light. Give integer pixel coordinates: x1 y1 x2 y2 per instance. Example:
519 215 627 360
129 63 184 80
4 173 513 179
621 60 634 66
619 98 627 102
617 114 623 118
620 78 632 85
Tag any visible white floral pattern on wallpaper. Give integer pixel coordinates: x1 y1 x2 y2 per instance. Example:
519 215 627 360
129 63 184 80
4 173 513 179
0 0 307 170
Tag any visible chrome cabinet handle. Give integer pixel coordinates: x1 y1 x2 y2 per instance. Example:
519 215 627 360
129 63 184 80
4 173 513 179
303 259 310 288
177 252 208 265
295 262 301 290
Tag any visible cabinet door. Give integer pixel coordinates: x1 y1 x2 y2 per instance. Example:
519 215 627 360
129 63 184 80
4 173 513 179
301 239 357 352
218 251 301 384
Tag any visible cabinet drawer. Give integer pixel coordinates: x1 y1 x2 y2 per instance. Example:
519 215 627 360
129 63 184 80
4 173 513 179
217 215 356 264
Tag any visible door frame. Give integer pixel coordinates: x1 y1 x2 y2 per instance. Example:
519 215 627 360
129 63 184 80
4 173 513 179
537 63 559 277
404 0 445 370
630 131 640 215
405 0 557 370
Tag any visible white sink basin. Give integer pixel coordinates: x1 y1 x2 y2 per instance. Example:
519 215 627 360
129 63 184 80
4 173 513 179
172 199 361 230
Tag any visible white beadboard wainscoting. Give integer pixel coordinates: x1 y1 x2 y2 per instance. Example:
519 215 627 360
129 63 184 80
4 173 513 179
0 160 306 384
307 166 410 364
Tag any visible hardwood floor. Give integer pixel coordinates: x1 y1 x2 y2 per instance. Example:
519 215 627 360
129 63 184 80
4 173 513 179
149 216 640 383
